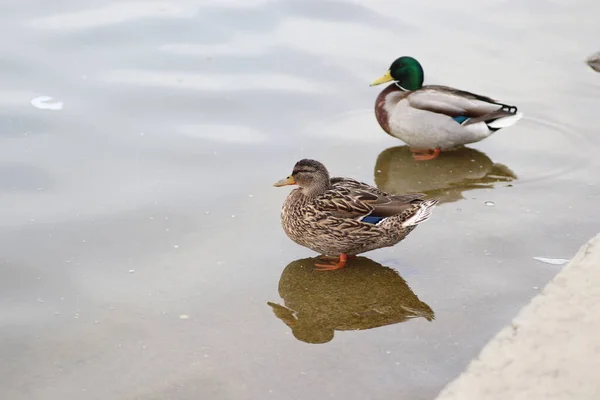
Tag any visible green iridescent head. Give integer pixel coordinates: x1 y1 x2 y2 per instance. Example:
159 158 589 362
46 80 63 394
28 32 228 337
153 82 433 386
370 56 424 91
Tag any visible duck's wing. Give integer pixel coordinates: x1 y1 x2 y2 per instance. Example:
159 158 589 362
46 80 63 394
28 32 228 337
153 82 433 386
330 177 426 202
406 85 518 119
316 178 432 224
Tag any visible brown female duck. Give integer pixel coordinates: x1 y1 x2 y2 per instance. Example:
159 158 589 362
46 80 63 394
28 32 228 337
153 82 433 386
273 159 438 270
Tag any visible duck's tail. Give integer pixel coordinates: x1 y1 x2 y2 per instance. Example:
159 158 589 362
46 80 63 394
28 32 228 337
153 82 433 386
462 107 523 134
401 199 439 228
486 111 524 130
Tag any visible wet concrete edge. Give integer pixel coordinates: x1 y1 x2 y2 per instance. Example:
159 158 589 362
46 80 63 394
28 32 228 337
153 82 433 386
434 232 600 400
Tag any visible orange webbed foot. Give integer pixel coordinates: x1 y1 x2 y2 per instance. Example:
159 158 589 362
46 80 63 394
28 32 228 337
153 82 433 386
410 148 441 161
314 254 348 271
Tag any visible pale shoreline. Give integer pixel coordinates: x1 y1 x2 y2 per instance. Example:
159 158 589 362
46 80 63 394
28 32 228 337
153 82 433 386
435 233 600 400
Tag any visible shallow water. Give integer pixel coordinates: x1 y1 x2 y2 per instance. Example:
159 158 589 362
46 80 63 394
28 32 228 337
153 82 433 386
1 1 600 399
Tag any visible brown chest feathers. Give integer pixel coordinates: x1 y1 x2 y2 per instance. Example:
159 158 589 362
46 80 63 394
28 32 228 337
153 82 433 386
374 83 404 135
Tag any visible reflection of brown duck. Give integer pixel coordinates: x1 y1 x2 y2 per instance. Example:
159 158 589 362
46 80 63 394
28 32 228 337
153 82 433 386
267 257 434 344
374 146 517 204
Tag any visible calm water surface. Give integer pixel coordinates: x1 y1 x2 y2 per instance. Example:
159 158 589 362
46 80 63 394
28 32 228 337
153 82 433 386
1 1 599 399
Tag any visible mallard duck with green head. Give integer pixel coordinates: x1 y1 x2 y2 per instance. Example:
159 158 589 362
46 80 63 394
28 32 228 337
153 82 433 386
273 159 438 270
370 56 523 160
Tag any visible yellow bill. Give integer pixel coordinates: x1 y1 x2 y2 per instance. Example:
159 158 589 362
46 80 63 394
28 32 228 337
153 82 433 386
273 176 296 187
370 70 394 86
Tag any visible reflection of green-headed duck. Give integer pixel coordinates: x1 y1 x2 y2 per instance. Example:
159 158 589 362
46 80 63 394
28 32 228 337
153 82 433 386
268 257 434 344
371 56 522 160
374 146 517 204
274 159 438 270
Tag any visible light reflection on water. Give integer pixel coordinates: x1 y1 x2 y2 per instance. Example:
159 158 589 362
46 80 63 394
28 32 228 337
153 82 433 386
1 1 600 400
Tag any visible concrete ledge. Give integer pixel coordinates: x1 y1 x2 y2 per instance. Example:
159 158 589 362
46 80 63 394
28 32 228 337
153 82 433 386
435 233 600 400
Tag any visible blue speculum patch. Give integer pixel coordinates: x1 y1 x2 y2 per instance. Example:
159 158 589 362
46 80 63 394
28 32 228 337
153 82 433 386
452 116 469 124
361 215 386 224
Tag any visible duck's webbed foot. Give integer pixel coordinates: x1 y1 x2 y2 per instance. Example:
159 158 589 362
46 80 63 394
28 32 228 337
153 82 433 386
315 253 348 271
410 148 441 161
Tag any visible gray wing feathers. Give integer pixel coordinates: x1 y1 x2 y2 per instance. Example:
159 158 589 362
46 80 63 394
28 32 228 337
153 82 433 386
407 86 503 117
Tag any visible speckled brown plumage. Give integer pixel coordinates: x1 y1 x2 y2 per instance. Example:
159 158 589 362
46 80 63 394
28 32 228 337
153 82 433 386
275 159 439 257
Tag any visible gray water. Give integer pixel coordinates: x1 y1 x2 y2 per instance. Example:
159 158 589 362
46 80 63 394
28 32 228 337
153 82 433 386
1 1 600 399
